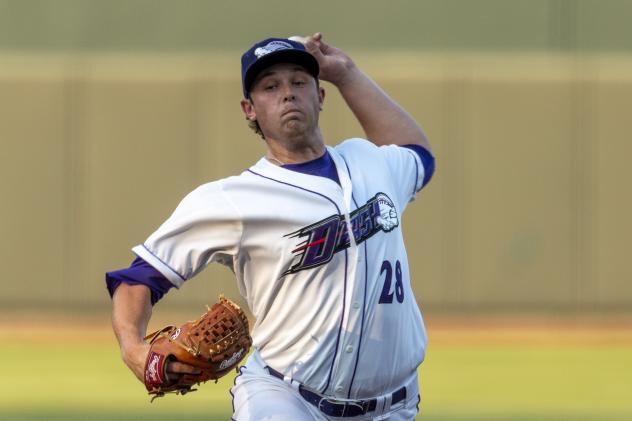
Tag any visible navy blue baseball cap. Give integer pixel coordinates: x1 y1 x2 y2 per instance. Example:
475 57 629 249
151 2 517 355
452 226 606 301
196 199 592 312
241 37 319 98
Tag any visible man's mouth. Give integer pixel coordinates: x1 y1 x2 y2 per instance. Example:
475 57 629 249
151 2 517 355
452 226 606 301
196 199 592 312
282 108 302 117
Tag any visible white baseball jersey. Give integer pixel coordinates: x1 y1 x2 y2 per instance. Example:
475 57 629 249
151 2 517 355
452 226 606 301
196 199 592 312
132 138 429 399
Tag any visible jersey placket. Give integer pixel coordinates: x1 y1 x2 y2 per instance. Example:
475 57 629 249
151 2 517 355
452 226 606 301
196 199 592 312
325 149 366 397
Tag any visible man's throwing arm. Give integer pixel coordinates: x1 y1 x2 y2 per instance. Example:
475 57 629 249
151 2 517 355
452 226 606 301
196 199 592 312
305 33 431 151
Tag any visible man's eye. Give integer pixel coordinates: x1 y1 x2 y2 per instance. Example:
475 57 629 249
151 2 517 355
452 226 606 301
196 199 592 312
293 80 306 86
264 85 276 91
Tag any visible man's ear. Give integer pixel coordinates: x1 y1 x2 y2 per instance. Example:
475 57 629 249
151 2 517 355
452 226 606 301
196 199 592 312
318 87 325 111
240 98 257 121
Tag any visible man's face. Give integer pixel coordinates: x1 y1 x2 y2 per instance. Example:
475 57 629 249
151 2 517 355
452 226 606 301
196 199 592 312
242 62 324 143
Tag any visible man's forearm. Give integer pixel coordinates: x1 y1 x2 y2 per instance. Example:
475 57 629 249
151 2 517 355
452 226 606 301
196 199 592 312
336 65 431 151
112 283 152 380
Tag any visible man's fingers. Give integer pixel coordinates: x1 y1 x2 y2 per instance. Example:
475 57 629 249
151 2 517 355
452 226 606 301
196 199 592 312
305 38 325 60
165 361 201 384
306 32 322 47
167 360 202 375
305 37 320 55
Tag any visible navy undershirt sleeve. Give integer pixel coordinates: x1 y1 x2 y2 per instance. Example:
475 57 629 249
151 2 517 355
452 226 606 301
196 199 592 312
105 257 174 305
401 144 435 188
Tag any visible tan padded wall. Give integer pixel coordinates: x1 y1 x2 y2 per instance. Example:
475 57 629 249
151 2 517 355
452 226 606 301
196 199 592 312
0 72 67 303
463 80 575 306
1 54 630 312
592 79 632 305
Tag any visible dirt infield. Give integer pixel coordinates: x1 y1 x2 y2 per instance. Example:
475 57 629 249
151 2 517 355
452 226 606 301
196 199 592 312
2 311 631 345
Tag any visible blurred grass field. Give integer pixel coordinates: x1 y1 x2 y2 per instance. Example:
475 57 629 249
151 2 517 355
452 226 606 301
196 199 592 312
1 315 631 421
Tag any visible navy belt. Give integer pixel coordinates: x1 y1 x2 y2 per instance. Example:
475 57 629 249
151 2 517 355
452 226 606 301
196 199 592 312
266 366 406 418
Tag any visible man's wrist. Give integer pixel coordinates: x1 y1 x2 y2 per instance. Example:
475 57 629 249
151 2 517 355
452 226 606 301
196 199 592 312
120 338 146 359
331 61 360 90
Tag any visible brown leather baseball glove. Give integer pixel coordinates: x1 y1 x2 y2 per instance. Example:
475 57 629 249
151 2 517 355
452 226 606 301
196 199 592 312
143 295 252 400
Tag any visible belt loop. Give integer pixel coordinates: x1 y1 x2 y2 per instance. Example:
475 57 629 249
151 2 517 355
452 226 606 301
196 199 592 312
267 366 301 392
287 377 301 392
381 393 392 414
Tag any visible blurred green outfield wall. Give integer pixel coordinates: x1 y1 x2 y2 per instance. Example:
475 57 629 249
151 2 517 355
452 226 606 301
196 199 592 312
1 0 631 313
1 0 632 53
1 54 631 313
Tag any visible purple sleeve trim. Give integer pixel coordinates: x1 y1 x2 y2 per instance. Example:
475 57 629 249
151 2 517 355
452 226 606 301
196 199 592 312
105 257 174 305
401 144 435 188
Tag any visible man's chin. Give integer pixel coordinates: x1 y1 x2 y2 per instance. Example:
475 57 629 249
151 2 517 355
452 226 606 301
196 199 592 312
282 120 308 135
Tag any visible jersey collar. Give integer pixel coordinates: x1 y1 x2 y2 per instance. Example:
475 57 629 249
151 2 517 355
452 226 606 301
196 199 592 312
249 147 354 211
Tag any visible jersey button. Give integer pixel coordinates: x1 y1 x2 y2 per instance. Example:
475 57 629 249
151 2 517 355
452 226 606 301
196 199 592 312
352 301 360 309
335 385 344 393
345 345 353 353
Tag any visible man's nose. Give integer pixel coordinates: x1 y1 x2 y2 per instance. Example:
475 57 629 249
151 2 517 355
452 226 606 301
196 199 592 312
283 85 296 101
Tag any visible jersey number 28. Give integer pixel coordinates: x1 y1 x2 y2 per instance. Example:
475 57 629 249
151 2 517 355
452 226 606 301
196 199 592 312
378 260 404 304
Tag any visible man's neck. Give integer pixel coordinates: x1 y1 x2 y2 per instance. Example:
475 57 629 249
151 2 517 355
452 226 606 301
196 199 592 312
265 131 326 165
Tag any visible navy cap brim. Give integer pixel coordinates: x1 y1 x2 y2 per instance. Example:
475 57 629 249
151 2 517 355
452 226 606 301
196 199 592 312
243 49 319 98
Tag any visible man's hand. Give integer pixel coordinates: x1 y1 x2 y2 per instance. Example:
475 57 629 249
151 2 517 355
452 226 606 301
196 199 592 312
304 33 357 88
300 32 431 150
112 283 201 385
121 334 202 384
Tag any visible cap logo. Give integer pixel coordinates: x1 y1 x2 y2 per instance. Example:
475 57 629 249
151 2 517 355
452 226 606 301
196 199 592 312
254 40 294 58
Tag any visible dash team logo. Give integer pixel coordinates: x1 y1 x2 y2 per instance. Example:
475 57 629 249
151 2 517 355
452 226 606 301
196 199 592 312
284 193 398 275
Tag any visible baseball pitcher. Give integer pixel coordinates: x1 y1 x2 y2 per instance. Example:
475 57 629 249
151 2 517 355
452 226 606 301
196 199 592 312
106 33 435 420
